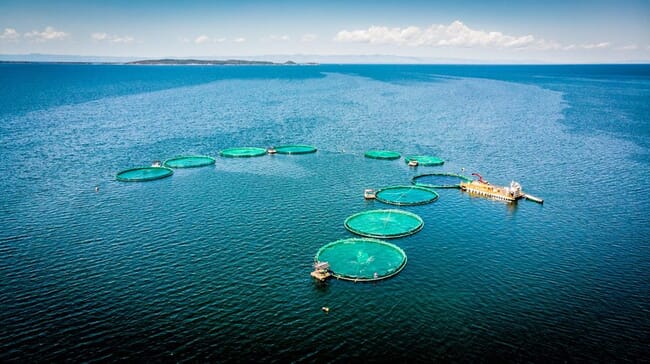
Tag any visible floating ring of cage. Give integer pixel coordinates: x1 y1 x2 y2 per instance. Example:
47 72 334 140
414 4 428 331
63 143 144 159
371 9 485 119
375 185 439 206
344 209 424 238
116 166 174 182
364 150 401 160
411 173 472 189
274 144 317 154
315 238 407 281
163 155 216 168
403 155 444 166
219 147 268 158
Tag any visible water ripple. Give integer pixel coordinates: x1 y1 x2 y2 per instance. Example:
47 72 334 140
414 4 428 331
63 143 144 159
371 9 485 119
1 66 649 363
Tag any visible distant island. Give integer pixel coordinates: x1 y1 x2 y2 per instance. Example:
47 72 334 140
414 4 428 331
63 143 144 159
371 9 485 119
127 59 299 65
0 58 319 66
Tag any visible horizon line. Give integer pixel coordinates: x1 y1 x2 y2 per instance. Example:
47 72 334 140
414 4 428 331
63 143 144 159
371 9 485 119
1 53 649 65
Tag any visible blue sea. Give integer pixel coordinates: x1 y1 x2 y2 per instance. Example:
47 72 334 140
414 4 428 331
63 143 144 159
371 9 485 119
0 63 648 362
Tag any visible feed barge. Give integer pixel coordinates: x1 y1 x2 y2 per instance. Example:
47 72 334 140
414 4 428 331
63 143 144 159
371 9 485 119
460 173 543 204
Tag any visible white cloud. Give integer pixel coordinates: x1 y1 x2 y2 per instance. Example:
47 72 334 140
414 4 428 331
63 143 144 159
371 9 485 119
195 35 210 44
535 39 563 50
194 35 226 44
335 21 619 53
91 32 134 44
233 37 246 43
561 42 612 50
580 42 611 49
0 28 20 40
301 33 317 42
111 35 134 44
25 26 68 41
91 32 108 41
268 34 290 41
618 44 638 51
335 21 537 49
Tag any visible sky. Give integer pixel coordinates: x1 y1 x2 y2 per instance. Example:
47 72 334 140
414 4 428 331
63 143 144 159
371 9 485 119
1 0 649 63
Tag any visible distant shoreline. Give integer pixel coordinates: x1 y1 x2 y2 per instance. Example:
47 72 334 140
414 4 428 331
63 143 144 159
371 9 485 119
128 59 296 65
0 59 647 66
0 59 319 66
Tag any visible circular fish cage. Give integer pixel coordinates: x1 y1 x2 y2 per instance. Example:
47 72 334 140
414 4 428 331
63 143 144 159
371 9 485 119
344 209 424 239
364 150 401 160
315 238 407 281
116 166 174 182
411 173 472 189
274 144 317 154
404 155 445 166
219 147 267 158
163 155 216 168
375 185 439 206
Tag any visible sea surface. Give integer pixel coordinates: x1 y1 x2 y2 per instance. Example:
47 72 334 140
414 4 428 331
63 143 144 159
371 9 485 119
0 63 648 362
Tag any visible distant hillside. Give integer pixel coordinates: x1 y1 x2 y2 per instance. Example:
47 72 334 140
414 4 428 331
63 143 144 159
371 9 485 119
127 59 292 65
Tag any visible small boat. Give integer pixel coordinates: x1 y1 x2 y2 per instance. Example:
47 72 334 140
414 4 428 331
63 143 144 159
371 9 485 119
364 188 376 199
408 160 419 167
267 147 277 155
311 261 332 281
459 173 524 202
151 160 162 167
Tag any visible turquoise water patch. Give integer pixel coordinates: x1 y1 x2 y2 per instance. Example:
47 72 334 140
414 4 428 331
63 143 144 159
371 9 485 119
344 209 424 238
164 155 215 168
404 155 444 166
220 147 267 158
365 150 401 160
375 185 439 205
315 238 407 281
274 144 317 154
116 166 173 182
411 173 472 189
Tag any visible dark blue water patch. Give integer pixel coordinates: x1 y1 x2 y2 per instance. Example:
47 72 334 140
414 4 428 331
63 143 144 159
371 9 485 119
548 76 650 151
319 64 650 85
318 64 650 151
321 64 453 84
0 64 326 117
